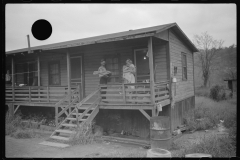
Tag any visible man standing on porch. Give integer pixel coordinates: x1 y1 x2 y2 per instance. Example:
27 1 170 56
98 59 111 101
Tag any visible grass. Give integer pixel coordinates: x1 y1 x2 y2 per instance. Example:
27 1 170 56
182 94 236 157
183 134 236 157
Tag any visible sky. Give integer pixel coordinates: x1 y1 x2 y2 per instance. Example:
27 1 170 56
5 4 236 51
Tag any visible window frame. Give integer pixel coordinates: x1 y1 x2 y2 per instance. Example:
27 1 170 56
15 60 38 85
181 52 187 81
104 54 121 83
48 61 61 86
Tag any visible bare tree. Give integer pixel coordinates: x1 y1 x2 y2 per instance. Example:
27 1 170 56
193 32 224 87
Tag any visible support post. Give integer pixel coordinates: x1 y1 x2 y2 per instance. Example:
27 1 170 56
55 106 58 128
139 109 150 121
11 57 15 101
66 50 71 104
122 84 126 103
37 54 40 86
168 29 173 133
8 103 14 117
47 86 49 102
29 86 31 102
148 37 156 117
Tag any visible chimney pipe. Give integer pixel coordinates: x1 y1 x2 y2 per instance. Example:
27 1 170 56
27 35 32 53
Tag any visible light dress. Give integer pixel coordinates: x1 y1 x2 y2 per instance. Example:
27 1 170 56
123 64 136 89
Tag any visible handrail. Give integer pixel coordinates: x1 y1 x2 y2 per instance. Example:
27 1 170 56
53 88 100 132
55 86 80 127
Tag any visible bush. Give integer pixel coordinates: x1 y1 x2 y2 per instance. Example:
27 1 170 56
209 85 226 101
69 122 95 145
183 134 236 157
5 112 22 135
184 96 236 131
11 128 40 139
195 87 210 97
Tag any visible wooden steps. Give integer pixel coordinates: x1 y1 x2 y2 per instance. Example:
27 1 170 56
39 89 101 148
61 123 77 127
55 129 76 134
39 141 70 148
51 135 70 141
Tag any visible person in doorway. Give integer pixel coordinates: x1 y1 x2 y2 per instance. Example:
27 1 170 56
123 59 136 102
98 59 111 101
123 59 136 86
5 70 11 85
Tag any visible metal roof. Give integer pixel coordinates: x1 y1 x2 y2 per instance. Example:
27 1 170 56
6 22 198 55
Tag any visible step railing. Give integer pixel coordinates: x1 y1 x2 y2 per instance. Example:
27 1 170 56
54 89 100 131
55 86 80 127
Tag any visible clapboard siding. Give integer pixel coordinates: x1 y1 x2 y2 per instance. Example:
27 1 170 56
153 42 168 82
169 29 194 102
84 44 135 95
171 96 195 130
40 53 68 86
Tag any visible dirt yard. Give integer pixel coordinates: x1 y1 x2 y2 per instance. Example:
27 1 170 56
5 128 223 158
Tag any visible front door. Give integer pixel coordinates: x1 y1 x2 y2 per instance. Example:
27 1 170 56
70 56 83 98
134 48 150 83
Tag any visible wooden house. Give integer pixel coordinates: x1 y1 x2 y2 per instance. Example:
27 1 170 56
5 22 198 143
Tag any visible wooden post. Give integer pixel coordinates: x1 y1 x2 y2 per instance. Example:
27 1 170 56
37 54 40 86
29 86 31 102
66 50 71 104
55 105 58 128
168 29 173 133
11 57 15 101
148 37 156 117
8 103 14 117
47 86 49 102
122 84 126 104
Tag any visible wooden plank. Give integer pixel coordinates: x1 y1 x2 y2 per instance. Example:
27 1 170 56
55 129 76 134
50 136 70 141
29 87 31 102
47 86 49 102
12 57 15 101
122 84 126 103
13 105 21 114
39 141 70 148
148 37 156 117
155 95 169 101
139 109 150 121
37 55 40 86
66 50 71 105
99 105 153 110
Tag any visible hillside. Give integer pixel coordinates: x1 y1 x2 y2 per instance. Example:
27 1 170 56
194 45 236 88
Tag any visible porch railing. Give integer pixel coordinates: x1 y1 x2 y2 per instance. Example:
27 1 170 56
154 81 170 103
99 81 170 104
5 85 80 103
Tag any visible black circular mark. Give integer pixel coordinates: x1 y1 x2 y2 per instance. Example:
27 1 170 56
31 19 52 41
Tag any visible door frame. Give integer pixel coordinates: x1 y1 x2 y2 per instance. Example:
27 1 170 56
70 56 83 99
134 48 148 83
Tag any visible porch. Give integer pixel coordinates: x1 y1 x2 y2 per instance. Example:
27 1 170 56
5 80 170 108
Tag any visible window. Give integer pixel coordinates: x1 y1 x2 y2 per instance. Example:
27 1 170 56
181 52 187 81
105 56 120 83
15 61 38 85
49 61 61 85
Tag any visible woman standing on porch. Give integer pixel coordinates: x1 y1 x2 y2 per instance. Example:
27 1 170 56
123 59 136 86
